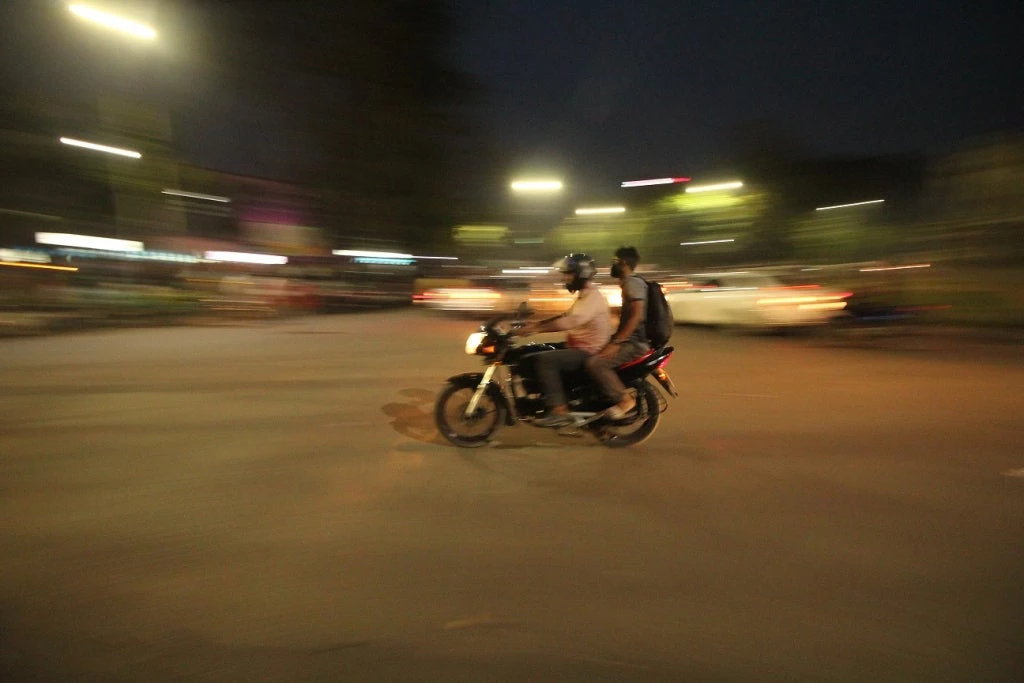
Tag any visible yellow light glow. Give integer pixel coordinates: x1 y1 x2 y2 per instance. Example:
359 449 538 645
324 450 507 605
685 181 744 193
0 262 78 272
69 4 156 40
510 180 563 192
59 137 141 159
798 302 847 311
574 206 626 215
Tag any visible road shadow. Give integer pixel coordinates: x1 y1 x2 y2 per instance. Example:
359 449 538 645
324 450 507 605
382 388 446 446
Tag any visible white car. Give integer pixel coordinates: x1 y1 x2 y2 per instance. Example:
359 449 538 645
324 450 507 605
666 272 851 329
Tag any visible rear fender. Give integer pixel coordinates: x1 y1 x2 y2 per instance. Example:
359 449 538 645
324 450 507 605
445 372 516 425
617 346 674 384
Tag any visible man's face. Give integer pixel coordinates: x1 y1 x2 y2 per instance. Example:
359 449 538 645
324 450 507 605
610 257 626 278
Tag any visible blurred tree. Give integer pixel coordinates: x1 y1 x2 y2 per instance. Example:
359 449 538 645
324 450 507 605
925 133 1024 264
726 120 809 261
180 0 485 253
725 120 928 264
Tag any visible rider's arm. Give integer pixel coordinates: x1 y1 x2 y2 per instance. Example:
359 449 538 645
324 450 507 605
611 299 644 344
543 288 603 332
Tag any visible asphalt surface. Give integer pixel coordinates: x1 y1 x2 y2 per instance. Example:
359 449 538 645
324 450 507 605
2 310 1023 681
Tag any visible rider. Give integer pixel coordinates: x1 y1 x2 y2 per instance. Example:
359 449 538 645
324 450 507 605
586 245 650 420
515 253 612 427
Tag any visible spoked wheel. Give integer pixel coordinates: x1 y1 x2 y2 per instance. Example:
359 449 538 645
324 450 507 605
590 381 661 448
434 383 505 448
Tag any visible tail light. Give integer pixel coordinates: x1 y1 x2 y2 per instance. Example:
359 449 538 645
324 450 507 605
757 291 853 309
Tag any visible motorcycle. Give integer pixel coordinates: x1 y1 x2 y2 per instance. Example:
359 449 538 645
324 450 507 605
434 304 679 448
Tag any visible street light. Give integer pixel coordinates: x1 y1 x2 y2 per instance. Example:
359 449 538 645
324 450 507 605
621 177 690 188
60 136 141 159
510 179 563 192
69 4 157 40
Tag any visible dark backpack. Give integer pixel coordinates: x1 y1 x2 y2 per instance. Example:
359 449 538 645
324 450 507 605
640 277 673 348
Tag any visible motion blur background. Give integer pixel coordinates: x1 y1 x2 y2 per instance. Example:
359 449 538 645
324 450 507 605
1 0 1021 332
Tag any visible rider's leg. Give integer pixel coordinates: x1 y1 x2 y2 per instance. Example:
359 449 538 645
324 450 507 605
533 349 589 424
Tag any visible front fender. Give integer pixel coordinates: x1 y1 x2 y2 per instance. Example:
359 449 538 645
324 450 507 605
445 372 515 425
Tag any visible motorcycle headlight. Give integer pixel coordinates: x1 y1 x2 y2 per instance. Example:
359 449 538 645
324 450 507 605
465 331 486 355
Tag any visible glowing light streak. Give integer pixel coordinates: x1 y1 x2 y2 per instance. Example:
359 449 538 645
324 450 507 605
679 239 735 246
333 249 413 259
0 261 78 272
815 199 885 211
59 137 141 158
510 180 563 192
204 251 287 265
36 232 143 252
162 189 231 203
620 177 690 188
574 206 626 215
859 263 931 272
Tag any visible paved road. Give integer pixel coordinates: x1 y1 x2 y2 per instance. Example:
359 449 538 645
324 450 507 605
2 310 1022 681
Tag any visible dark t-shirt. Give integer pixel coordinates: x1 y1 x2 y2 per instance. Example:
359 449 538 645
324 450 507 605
621 275 648 345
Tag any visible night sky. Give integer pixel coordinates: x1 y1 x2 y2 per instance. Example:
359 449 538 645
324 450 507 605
2 1 1022 191
454 0 1022 188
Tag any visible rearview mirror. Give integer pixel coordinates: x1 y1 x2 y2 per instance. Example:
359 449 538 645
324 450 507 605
517 301 533 318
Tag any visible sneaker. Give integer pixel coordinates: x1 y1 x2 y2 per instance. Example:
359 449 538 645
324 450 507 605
604 403 637 421
534 413 575 427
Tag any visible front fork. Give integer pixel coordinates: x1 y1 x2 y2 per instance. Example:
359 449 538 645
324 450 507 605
465 363 498 416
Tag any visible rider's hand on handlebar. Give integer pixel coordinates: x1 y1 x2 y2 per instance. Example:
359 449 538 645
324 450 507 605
515 321 538 337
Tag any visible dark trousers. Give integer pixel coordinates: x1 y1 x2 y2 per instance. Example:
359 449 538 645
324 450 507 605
533 348 591 409
585 341 649 403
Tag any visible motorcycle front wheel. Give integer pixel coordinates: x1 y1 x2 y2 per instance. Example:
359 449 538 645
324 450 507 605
590 381 661 448
434 382 506 448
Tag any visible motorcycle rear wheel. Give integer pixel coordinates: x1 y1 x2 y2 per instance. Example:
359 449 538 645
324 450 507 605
434 383 505 448
590 381 661 448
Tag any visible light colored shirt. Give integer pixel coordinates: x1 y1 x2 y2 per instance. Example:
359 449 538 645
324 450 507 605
550 282 612 354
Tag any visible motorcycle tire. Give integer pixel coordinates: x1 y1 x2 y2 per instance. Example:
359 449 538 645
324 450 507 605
434 382 506 448
590 381 661 448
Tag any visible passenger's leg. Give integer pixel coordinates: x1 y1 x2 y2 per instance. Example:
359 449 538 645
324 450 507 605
586 343 647 417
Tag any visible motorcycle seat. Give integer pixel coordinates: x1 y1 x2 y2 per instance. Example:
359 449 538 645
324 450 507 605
617 349 656 370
